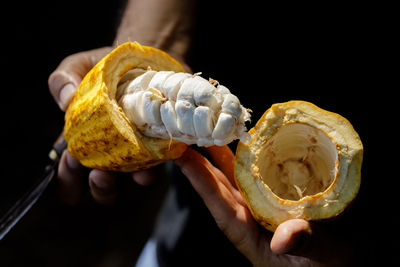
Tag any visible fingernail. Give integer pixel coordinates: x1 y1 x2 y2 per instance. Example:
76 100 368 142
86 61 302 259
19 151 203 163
91 177 110 189
89 170 115 190
65 152 81 170
59 83 76 111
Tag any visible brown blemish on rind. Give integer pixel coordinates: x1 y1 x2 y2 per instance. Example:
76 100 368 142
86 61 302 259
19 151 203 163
64 42 187 172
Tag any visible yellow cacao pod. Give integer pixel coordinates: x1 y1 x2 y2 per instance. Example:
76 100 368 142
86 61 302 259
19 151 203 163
234 101 363 231
64 42 187 172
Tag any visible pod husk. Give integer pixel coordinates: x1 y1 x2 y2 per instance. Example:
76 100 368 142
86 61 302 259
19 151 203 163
64 42 187 172
234 101 363 231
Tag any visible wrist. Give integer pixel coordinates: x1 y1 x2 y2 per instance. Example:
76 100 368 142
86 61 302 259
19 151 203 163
113 37 191 72
113 0 197 69
114 35 190 63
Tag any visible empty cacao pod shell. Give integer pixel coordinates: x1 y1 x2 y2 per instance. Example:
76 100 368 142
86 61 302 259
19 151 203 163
234 101 363 231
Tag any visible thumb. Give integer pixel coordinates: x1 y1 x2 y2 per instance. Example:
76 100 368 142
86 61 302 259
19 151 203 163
48 47 112 111
271 219 352 265
270 219 312 255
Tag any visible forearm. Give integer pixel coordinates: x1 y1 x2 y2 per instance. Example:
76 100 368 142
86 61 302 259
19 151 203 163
114 0 198 63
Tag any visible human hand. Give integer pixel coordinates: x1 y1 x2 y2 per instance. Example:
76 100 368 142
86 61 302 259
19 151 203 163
48 47 164 205
174 147 354 267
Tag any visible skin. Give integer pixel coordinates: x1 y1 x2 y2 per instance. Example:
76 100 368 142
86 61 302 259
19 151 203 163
174 147 353 266
48 0 356 265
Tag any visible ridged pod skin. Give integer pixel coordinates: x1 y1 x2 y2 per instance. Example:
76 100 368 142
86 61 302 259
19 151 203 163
64 42 187 172
234 101 363 232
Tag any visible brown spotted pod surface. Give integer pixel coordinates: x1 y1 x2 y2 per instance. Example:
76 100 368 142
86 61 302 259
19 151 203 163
64 42 250 172
64 42 187 172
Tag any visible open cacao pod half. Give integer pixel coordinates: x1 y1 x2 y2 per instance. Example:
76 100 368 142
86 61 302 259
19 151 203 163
64 42 250 171
64 42 188 172
234 101 363 231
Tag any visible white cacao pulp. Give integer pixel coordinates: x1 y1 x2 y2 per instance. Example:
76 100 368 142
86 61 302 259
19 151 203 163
117 70 251 147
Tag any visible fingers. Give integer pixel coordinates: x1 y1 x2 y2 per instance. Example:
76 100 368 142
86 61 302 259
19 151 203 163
174 148 261 262
88 169 117 205
132 164 164 186
174 148 237 211
58 151 117 206
58 150 161 205
58 152 119 206
203 145 235 186
88 166 162 204
202 146 246 206
48 47 112 111
57 151 87 205
132 170 156 186
48 53 89 111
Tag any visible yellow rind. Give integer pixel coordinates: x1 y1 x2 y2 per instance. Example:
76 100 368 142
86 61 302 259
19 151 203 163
234 100 363 231
64 42 187 172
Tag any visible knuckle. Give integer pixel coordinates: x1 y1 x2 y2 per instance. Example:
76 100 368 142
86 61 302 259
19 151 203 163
48 68 71 94
48 51 87 91
47 70 60 93
48 70 73 109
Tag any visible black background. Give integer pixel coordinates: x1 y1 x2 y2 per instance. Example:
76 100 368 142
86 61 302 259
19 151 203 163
0 0 396 266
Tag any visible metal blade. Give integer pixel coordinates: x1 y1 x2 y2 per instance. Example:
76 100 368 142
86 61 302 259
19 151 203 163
0 133 67 241
0 162 56 240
